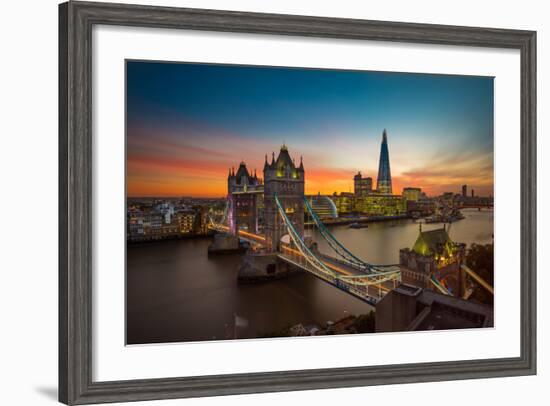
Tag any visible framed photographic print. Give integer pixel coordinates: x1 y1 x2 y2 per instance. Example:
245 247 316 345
59 1 536 404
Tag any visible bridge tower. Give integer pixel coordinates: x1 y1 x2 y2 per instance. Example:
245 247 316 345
263 145 305 252
227 162 262 235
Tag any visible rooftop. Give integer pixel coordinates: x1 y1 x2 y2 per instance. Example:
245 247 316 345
412 226 454 257
264 145 304 174
394 284 422 297
383 284 494 331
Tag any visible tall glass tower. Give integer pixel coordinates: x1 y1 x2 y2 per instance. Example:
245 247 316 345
376 129 392 194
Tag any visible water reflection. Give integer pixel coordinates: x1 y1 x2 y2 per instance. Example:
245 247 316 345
127 209 493 344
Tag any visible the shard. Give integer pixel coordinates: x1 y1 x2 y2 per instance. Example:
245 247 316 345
376 129 392 194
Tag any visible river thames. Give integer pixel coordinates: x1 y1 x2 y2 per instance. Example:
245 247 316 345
126 208 493 344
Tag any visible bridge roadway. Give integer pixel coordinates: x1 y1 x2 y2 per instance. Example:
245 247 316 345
278 244 398 302
209 224 399 304
208 223 267 244
209 224 493 302
318 252 398 294
228 228 490 297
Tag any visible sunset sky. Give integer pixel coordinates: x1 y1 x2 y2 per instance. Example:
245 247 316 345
126 61 494 198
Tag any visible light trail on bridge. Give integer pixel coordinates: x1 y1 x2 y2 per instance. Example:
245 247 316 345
280 237 391 293
208 222 266 242
280 245 356 276
209 194 399 303
238 230 265 241
211 223 374 282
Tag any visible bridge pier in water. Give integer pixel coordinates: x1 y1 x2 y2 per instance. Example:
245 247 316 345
207 233 243 255
237 252 302 283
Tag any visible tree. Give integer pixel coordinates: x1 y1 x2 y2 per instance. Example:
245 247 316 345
465 243 494 305
352 311 376 333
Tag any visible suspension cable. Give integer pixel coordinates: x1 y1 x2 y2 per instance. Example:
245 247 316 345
303 197 369 269
274 194 336 277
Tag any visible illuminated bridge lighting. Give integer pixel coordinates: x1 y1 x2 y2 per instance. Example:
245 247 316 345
210 157 401 304
238 230 266 241
209 193 399 304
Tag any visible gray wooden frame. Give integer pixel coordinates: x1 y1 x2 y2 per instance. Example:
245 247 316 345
59 1 537 404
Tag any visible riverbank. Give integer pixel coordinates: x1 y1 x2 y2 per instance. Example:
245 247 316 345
128 214 412 244
258 311 375 338
127 232 214 244
306 214 410 227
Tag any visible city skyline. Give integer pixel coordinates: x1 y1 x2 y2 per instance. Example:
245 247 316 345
127 61 494 198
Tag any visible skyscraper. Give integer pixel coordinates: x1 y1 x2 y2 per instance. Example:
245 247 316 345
462 184 467 197
376 129 392 194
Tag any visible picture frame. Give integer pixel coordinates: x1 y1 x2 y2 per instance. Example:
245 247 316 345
59 1 537 404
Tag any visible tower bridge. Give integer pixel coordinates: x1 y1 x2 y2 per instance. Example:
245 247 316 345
209 144 402 305
209 141 493 305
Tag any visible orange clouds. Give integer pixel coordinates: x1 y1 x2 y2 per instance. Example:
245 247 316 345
126 128 493 198
127 157 494 198
305 167 356 195
394 150 494 196
127 176 226 197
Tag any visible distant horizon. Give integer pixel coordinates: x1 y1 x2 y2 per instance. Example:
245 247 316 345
127 61 494 198
126 188 494 200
